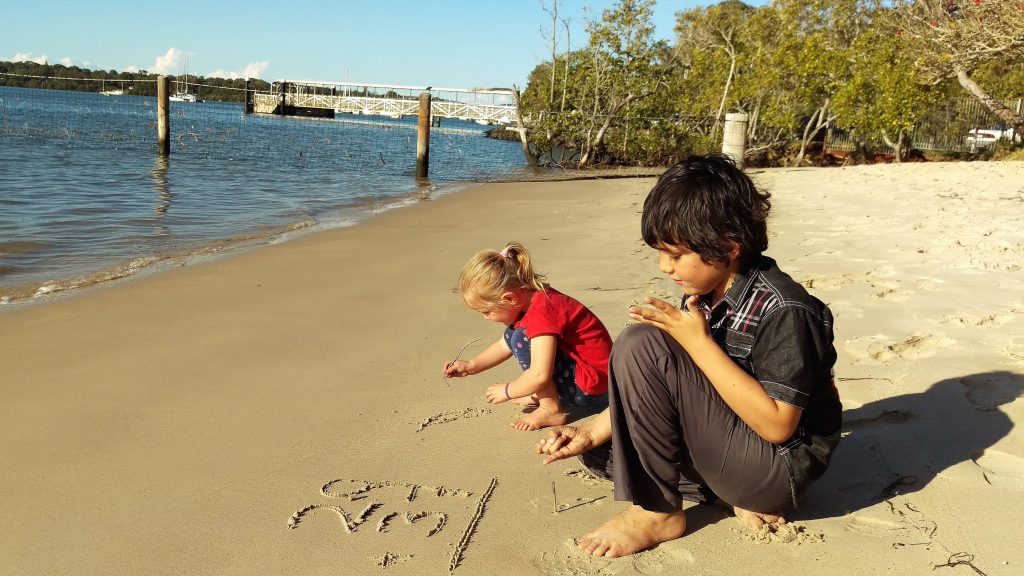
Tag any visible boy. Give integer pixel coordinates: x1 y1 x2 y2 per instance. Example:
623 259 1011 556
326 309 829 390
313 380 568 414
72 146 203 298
536 154 841 557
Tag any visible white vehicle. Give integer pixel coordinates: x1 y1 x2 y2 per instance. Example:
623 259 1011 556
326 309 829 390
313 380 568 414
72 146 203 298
965 125 1016 149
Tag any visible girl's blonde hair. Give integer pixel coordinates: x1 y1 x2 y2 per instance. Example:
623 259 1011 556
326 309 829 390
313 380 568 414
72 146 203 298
459 242 547 309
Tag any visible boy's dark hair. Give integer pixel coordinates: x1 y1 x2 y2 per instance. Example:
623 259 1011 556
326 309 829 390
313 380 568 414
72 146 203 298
641 154 771 266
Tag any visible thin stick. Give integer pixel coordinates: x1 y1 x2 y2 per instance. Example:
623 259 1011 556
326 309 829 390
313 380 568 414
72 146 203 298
555 495 606 513
443 338 482 389
552 481 558 514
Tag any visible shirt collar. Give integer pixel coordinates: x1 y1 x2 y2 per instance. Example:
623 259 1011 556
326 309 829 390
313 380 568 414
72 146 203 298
695 254 765 312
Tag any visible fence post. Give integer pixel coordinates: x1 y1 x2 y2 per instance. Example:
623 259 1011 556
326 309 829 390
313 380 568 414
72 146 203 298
416 92 432 179
722 112 748 168
157 75 170 156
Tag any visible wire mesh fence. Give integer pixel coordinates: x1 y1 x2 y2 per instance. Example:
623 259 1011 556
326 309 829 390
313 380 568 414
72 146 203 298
826 97 1022 155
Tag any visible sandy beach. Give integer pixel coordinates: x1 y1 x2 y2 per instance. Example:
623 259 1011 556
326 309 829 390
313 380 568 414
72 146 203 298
2 161 1022 575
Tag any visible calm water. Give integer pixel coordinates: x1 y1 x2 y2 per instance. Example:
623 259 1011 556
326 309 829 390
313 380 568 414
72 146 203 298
0 86 527 300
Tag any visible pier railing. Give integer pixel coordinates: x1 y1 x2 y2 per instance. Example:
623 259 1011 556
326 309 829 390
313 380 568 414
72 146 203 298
253 92 516 125
251 81 516 126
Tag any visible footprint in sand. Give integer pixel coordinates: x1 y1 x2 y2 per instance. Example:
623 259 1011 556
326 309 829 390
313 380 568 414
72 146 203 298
873 288 911 302
844 512 904 537
798 237 829 247
867 334 952 363
800 273 856 291
532 545 617 576
1002 344 1024 367
564 468 614 487
959 374 1023 411
971 450 1024 491
630 544 697 573
826 300 864 319
941 314 1013 328
734 522 825 545
846 496 937 544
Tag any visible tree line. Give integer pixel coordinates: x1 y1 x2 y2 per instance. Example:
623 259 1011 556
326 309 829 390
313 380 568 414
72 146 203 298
0 60 272 102
516 0 1024 167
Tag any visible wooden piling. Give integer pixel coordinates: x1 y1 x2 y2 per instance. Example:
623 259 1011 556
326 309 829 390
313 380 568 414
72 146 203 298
416 92 431 179
278 81 287 115
157 75 170 156
243 78 253 114
722 112 749 168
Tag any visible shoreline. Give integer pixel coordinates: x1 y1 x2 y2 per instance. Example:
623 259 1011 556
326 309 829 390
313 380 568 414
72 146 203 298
0 166 666 310
0 178 476 308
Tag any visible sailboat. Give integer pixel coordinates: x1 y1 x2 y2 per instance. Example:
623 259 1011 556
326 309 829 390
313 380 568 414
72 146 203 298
170 59 204 103
100 79 125 96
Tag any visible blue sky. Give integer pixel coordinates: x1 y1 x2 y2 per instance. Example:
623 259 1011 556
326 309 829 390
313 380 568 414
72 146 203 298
1 1 758 89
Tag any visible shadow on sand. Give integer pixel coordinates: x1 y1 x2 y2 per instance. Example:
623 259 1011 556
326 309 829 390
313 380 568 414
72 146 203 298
798 370 1023 520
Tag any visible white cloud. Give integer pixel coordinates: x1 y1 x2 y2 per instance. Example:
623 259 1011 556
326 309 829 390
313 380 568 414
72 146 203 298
59 57 74 66
207 60 270 80
123 65 141 73
13 52 48 65
150 47 189 75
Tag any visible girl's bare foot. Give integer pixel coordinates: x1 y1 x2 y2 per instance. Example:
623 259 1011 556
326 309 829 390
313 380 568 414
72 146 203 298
510 395 539 407
733 505 785 529
511 407 568 431
577 505 686 557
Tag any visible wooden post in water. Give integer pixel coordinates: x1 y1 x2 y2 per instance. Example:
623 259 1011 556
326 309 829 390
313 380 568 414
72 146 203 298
243 78 253 114
157 75 170 156
722 112 749 168
416 92 432 179
277 81 287 115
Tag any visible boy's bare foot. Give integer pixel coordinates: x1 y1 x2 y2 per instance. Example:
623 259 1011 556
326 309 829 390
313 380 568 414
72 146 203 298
578 506 686 557
511 407 568 431
733 505 785 529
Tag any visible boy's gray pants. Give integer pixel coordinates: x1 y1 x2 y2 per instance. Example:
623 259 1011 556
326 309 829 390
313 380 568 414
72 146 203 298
581 324 793 513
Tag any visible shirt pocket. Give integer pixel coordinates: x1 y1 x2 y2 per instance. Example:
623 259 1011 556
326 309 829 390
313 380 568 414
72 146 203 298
723 328 754 363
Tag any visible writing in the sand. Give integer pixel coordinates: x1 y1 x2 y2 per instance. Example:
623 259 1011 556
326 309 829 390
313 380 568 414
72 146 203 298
286 478 498 573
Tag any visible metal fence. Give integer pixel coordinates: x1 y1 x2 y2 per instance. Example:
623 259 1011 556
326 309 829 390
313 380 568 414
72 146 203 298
827 97 1023 155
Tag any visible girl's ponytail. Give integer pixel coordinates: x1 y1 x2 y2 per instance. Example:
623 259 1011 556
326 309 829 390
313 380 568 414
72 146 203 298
459 242 547 308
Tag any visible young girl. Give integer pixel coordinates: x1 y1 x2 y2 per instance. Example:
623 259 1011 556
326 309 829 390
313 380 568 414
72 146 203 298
443 242 612 431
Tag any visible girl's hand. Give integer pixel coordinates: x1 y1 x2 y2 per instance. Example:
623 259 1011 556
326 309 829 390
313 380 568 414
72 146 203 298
535 426 595 464
443 360 471 378
485 383 510 404
627 295 710 348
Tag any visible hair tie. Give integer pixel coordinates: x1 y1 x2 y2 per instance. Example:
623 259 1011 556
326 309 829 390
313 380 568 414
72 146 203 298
499 247 511 259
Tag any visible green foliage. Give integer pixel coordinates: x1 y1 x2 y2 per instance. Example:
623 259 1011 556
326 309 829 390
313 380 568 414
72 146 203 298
0 60 272 102
832 10 941 152
522 0 675 166
519 0 1024 166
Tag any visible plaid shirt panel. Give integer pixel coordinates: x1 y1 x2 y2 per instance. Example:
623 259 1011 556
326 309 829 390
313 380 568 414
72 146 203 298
695 255 835 411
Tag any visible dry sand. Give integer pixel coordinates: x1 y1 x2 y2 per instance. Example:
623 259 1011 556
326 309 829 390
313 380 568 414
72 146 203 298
1 161 1022 575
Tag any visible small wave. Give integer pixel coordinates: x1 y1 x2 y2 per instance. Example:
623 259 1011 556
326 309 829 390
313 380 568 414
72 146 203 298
0 240 55 255
0 219 324 304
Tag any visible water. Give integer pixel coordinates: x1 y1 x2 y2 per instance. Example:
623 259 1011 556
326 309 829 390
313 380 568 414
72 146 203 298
0 86 528 301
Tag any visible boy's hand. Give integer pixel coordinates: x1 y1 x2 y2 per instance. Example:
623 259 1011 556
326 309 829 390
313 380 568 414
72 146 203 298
627 295 710 348
443 360 471 378
535 426 595 464
485 383 510 403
